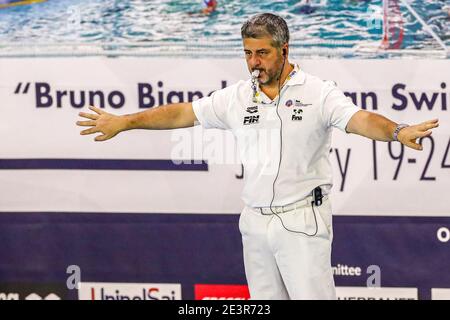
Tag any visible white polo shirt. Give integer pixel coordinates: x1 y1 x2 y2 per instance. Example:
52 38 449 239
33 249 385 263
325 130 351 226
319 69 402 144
192 64 360 208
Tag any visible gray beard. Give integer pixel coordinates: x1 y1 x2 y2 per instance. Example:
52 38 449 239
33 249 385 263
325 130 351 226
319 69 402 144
259 71 278 86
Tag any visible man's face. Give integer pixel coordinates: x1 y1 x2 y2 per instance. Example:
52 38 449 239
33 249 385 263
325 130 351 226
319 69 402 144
243 36 285 87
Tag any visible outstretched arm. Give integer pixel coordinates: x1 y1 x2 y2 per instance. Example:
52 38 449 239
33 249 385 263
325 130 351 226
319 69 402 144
76 103 197 141
346 110 439 150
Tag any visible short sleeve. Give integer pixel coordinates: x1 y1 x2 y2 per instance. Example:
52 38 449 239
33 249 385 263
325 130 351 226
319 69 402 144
192 84 237 130
320 81 360 133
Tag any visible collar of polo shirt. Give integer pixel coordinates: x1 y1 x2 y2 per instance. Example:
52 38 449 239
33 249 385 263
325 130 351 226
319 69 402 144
284 64 306 87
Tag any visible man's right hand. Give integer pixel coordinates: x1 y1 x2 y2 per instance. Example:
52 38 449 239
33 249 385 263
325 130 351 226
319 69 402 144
76 106 126 141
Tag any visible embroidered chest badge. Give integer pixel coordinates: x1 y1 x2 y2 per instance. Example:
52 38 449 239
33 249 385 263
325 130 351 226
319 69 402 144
291 108 303 121
246 106 258 114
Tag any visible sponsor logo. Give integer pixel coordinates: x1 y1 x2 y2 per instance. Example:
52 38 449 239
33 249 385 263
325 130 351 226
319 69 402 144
246 106 258 114
285 100 293 107
291 108 303 121
0 292 19 300
0 284 66 300
194 284 250 300
294 99 312 108
25 293 61 300
78 282 182 300
0 292 60 300
336 287 418 300
243 115 259 125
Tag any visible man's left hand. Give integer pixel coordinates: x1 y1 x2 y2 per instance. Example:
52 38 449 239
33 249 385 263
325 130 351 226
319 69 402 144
397 119 439 150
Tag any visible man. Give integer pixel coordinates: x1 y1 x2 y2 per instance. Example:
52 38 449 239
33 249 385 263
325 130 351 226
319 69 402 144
76 13 439 299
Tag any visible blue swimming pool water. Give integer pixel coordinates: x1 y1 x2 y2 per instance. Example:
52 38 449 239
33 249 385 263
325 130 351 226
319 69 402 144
0 0 448 57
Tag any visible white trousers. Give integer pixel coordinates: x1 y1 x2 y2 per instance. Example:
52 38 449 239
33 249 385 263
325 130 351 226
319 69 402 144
239 196 336 300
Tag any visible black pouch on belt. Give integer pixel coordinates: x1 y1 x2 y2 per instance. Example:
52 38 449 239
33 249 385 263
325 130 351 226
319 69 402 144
313 187 323 206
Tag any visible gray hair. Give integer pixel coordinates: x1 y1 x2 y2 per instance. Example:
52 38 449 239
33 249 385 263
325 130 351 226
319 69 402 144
241 13 290 48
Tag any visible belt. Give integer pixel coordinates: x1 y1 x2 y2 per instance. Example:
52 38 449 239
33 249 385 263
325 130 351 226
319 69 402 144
255 195 328 215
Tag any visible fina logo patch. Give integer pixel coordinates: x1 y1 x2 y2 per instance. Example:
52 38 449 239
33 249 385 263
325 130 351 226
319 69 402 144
246 106 258 114
292 109 303 121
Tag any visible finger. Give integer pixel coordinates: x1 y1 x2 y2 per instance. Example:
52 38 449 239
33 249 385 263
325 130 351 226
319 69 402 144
78 112 99 120
76 120 96 127
420 122 439 131
80 127 101 135
417 130 432 138
411 130 431 139
95 134 110 142
426 122 439 129
405 141 423 151
89 105 105 115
